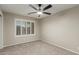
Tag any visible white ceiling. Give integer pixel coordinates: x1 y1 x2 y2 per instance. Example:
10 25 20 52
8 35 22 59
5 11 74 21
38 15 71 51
0 4 78 19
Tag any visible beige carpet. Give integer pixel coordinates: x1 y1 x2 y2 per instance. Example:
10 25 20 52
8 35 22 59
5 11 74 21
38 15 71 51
0 40 77 55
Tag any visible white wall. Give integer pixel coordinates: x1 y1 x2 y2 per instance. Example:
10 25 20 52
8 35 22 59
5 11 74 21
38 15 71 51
40 6 79 54
3 12 39 47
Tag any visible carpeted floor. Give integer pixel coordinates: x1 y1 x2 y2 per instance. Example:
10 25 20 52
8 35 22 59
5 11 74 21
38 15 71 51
0 40 77 55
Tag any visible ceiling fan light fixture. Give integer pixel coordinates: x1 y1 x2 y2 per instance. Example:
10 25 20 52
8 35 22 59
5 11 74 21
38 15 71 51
37 12 43 15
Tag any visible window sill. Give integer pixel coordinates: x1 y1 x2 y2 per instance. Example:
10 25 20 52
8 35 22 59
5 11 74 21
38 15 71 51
16 34 36 37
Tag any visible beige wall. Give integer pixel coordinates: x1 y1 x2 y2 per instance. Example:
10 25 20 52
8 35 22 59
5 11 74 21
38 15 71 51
40 6 79 54
3 12 39 47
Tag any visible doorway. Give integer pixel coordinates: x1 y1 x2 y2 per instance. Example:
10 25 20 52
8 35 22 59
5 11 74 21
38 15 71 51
0 15 3 49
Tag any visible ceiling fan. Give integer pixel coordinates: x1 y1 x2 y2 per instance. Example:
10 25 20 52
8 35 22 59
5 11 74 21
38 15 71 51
28 4 52 17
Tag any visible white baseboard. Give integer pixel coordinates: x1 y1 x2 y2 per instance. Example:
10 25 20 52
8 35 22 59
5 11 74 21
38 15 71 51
42 39 79 54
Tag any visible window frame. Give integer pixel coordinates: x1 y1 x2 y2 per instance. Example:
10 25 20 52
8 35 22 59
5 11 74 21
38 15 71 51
15 19 35 37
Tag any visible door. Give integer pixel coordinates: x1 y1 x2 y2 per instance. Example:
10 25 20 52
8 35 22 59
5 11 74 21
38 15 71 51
0 16 3 49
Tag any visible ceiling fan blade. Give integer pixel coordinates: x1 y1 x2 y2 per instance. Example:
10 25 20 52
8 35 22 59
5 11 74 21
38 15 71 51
28 12 37 15
43 12 51 15
29 5 37 10
43 4 52 11
38 4 42 7
38 4 42 10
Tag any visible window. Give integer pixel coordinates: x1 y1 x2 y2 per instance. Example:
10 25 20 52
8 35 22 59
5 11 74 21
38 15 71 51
22 21 26 35
16 21 21 35
16 19 35 36
27 22 30 34
31 22 34 34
